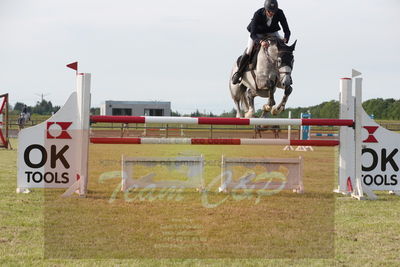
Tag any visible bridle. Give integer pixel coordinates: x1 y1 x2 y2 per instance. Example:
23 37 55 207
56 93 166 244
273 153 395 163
260 39 294 85
276 50 294 85
263 43 293 71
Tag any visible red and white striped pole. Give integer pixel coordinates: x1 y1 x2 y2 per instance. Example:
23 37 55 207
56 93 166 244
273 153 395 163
90 137 340 146
91 115 354 127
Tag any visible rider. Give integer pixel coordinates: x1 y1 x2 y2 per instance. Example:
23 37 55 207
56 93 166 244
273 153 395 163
22 105 28 114
232 0 291 84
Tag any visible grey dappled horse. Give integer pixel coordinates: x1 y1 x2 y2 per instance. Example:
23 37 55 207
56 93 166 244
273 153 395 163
229 38 297 118
18 112 31 130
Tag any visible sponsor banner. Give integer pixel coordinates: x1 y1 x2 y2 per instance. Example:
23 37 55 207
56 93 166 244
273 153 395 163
17 92 83 188
361 110 400 191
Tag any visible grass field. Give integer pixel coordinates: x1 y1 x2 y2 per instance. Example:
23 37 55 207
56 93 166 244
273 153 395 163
1 138 400 266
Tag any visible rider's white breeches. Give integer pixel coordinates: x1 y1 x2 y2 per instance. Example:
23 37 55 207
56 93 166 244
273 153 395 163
246 31 282 55
246 37 255 55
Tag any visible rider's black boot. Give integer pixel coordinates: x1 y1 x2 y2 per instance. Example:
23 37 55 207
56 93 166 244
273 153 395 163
232 53 250 85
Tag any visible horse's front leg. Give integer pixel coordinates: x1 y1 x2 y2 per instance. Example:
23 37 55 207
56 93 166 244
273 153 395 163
272 86 292 115
245 90 256 118
263 89 276 112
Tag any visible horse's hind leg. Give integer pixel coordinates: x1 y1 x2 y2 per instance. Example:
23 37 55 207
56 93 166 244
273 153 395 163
234 99 242 118
230 80 248 118
272 86 292 115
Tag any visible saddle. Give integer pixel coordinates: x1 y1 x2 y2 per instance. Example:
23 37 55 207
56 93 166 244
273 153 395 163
236 36 281 72
236 42 262 72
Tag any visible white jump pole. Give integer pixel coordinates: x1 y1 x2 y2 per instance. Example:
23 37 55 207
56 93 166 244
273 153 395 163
62 73 91 197
76 74 91 196
337 77 364 199
353 77 365 199
283 111 294 151
337 78 354 194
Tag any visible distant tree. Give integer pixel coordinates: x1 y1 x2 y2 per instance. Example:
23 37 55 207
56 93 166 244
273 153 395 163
318 100 339 118
386 100 400 120
363 98 394 119
190 109 202 117
30 100 60 115
13 102 26 112
220 109 237 118
53 106 61 113
32 100 50 115
171 110 181 117
90 107 100 115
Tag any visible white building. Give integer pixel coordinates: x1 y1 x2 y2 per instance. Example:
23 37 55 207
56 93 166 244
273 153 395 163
100 101 171 116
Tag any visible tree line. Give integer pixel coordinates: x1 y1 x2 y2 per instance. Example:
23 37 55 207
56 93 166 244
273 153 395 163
12 100 60 115
11 98 400 120
188 98 400 120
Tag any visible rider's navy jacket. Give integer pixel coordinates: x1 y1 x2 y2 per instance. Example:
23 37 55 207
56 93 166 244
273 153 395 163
247 8 291 42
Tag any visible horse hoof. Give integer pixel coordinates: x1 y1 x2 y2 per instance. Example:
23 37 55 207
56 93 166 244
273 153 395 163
263 104 272 112
245 111 254 118
271 106 284 115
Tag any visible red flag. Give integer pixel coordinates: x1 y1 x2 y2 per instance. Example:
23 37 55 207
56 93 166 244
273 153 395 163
66 62 78 71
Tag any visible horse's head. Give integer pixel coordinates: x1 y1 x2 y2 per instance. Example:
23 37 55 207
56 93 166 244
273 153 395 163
276 40 296 89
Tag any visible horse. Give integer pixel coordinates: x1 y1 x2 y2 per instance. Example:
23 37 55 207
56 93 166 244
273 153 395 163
253 110 281 138
254 124 281 139
229 37 297 118
17 112 31 130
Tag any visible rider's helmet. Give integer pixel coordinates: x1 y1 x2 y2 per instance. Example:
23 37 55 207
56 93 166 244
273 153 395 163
264 0 278 13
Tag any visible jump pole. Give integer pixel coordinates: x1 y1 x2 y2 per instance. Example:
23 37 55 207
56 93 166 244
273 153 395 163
337 77 363 199
90 137 339 146
90 115 353 126
0 93 9 149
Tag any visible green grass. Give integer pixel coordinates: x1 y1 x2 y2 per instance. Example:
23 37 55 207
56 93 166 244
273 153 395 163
1 138 400 266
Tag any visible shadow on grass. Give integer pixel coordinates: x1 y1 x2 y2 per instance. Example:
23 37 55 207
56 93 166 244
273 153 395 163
44 187 335 259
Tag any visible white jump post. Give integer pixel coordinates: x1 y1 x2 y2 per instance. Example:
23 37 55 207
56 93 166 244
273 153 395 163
337 77 364 199
17 73 91 197
353 77 364 199
76 74 91 196
338 78 355 194
283 111 294 151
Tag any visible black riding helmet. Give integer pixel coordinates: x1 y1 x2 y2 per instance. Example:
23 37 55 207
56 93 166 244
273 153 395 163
264 0 278 13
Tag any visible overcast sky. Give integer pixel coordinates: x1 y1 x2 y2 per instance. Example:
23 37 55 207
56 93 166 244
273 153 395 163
1 0 399 114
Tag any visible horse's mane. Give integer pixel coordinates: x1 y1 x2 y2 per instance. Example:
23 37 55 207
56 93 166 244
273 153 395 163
261 36 293 52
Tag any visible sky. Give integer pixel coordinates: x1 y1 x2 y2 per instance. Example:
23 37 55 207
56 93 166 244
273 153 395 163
1 0 399 114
